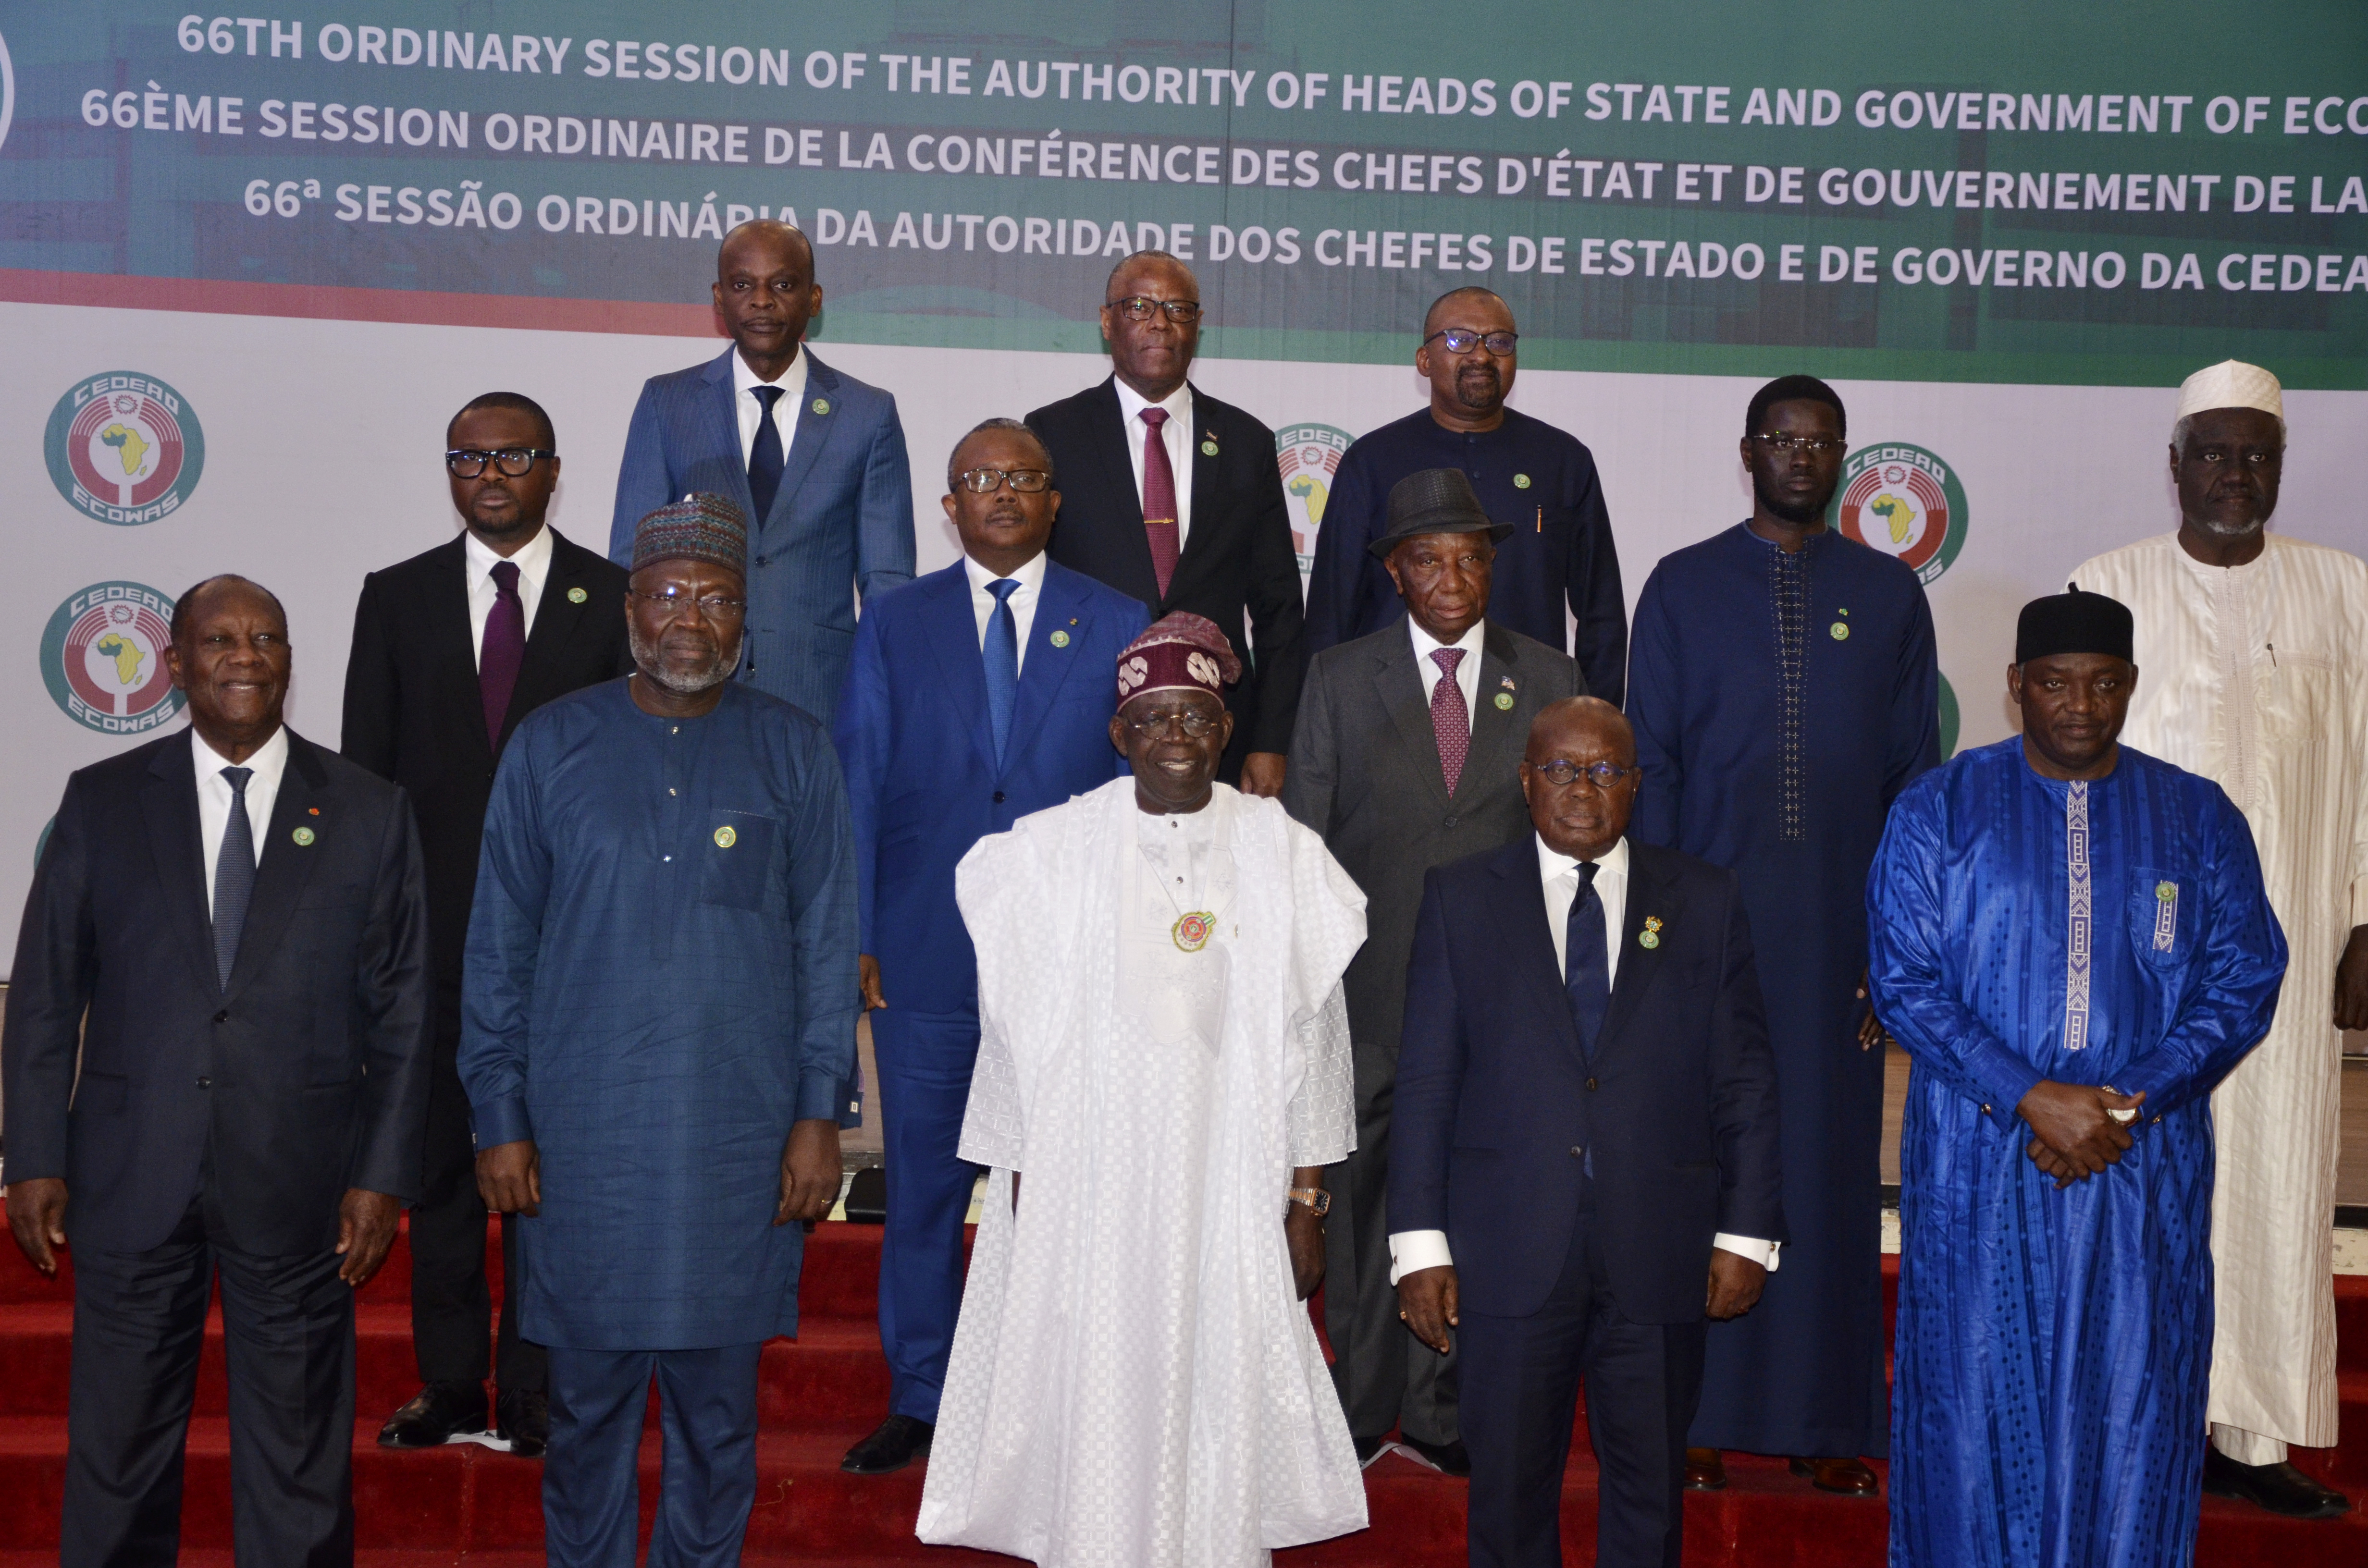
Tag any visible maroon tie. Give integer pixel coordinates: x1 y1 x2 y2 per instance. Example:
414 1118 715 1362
1138 407 1180 600
481 559 526 751
1430 648 1470 796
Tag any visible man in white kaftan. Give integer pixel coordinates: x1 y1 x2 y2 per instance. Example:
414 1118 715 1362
2072 358 2365 1520
918 612 1371 1567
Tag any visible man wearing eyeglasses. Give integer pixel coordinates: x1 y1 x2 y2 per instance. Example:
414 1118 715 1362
1304 288 1626 710
829 419 1147 1477
1026 249 1307 799
1625 375 1939 1497
342 392 633 1459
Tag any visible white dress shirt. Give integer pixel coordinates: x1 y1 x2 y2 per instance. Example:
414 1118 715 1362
193 724 289 919
463 523 553 668
963 549 1048 676
1407 616 1486 733
1388 832 1780 1282
732 345 810 471
1111 379 1196 551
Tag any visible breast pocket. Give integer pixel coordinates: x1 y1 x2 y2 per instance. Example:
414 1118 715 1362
2261 651 2338 743
702 810 778 911
2130 867 2186 973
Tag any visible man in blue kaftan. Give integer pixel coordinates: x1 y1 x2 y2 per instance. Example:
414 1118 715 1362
1867 588 2286 1568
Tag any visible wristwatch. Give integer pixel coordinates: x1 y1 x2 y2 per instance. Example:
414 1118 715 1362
1286 1187 1331 1218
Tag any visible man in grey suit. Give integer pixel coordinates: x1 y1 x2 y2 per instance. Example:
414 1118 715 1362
610 220 915 726
1283 468 1584 1474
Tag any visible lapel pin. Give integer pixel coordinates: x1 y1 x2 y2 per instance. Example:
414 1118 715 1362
568 586 589 604
1639 914 1663 950
1514 472 1532 489
1493 691 1515 710
1500 675 1516 688
292 826 316 847
714 825 738 848
1201 440 1219 456
811 397 830 416
1830 621 1850 640
1050 629 1072 648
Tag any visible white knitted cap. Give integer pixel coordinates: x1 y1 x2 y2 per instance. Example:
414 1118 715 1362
2175 359 2283 420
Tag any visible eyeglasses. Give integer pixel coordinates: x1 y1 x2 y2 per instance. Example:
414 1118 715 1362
1425 328 1519 355
1123 709 1223 739
445 447 556 478
1750 434 1847 455
1531 759 1636 790
954 468 1053 494
629 588 747 620
1108 295 1203 323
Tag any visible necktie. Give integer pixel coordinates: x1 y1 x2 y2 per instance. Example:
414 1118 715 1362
748 384 787 522
1137 407 1180 600
213 765 257 991
1565 861 1609 1057
1430 647 1470 796
984 577 1021 768
481 559 526 752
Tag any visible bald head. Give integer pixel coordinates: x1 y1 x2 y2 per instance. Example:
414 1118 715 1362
1521 698 1637 859
170 574 286 647
718 218 813 280
1527 697 1632 767
1423 285 1509 338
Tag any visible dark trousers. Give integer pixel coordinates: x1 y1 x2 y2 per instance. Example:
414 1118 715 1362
871 1007 982 1424
411 1036 544 1393
1459 1202 1707 1568
63 1192 356 1568
544 1342 763 1568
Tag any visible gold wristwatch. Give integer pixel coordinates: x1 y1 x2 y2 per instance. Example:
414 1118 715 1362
1287 1187 1331 1218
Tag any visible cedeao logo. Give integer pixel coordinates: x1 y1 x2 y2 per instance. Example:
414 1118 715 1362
1830 441 1968 586
40 582 186 735
45 371 207 525
1275 424 1353 575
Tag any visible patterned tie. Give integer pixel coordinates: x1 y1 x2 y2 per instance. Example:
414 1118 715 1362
1430 647 1470 796
481 559 526 752
748 384 787 522
213 765 257 991
1565 861 1609 1057
984 577 1021 768
1137 407 1180 600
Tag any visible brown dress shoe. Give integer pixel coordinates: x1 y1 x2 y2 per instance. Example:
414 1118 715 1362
1789 1455 1879 1495
1684 1447 1728 1491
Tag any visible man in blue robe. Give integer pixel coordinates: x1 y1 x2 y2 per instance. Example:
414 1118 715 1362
1626 375 1938 1492
1868 588 2286 1567
461 494 858 1568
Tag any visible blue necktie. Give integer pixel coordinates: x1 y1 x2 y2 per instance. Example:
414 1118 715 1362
984 578 1021 768
1565 861 1609 1058
213 765 257 991
748 384 786 522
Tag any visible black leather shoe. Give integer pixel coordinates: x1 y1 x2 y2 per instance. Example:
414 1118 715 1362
495 1388 549 1459
1353 1433 1389 1469
841 1414 934 1474
2203 1446 2350 1519
1398 1436 1472 1477
378 1381 490 1448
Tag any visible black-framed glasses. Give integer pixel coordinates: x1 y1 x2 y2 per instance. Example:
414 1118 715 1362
1426 328 1519 355
1108 295 1203 323
445 447 556 478
955 468 1053 494
1532 759 1636 790
1123 709 1223 739
629 588 747 620
1750 433 1847 455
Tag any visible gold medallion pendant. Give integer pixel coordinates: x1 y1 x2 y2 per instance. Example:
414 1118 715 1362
1171 911 1217 953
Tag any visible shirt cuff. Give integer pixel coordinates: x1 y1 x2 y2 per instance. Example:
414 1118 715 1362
796 1067 846 1125
1961 1037 2047 1134
1387 1229 1455 1286
469 1094 533 1151
1713 1233 1781 1272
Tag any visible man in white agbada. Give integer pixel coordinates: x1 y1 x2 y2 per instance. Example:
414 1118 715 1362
917 611 1371 1566
2073 359 2364 1520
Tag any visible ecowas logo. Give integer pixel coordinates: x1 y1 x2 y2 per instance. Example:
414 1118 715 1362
1831 442 1967 586
40 582 185 735
44 372 207 525
1276 424 1353 573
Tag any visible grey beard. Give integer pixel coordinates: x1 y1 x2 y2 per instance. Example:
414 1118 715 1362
2190 510 2270 539
629 622 739 694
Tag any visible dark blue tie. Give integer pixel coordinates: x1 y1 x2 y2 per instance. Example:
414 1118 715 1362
747 384 787 522
213 765 257 991
1564 861 1609 1058
984 578 1021 768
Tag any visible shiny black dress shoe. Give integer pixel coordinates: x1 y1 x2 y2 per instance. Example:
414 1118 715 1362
496 1388 549 1459
1398 1435 1471 1476
2203 1447 2350 1519
377 1381 490 1448
1685 1447 1728 1491
1789 1455 1880 1496
841 1414 935 1474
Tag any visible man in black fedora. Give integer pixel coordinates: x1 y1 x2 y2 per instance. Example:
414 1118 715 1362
1283 468 1585 1471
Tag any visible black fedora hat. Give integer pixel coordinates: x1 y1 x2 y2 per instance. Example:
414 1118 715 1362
1366 468 1515 560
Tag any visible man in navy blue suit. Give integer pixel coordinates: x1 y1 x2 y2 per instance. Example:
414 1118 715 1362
1392 697 1784 1568
611 219 914 727
830 418 1149 1475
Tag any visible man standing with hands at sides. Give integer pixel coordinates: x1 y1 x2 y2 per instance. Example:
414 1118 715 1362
1027 250 1307 795
345 391 633 1460
831 419 1147 1476
1394 697 1782 1568
1869 588 2288 1566
1304 288 1626 706
463 496 857 1568
612 218 914 728
7 575 433 1566
1625 375 1938 1495
2073 360 2363 1520
1284 468 1580 1473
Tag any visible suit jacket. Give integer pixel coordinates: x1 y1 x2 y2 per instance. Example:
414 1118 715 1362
833 559 1148 1016
341 528 633 1043
2 728 433 1256
1027 378 1306 757
610 344 916 726
1282 621 1579 1057
1392 836 1783 1323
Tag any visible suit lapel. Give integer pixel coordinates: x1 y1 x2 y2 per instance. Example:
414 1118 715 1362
1488 840 1583 1056
1468 624 1526 796
764 353 839 536
1169 388 1222 593
1375 632 1453 816
141 739 218 995
1598 845 1687 1053
918 569 999 776
222 733 329 1004
424 539 495 769
1001 565 1091 772
702 348 762 524
503 530 599 747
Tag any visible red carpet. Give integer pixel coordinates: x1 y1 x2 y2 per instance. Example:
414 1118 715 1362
0 1218 2361 1565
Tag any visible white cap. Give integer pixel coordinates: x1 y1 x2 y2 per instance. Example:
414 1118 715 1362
2175 359 2283 421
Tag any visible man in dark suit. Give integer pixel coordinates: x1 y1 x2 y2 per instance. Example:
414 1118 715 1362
1283 468 1581 1473
831 419 1148 1475
611 219 914 727
1392 697 1783 1568
343 392 634 1457
1026 249 1305 796
5 574 433 1567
